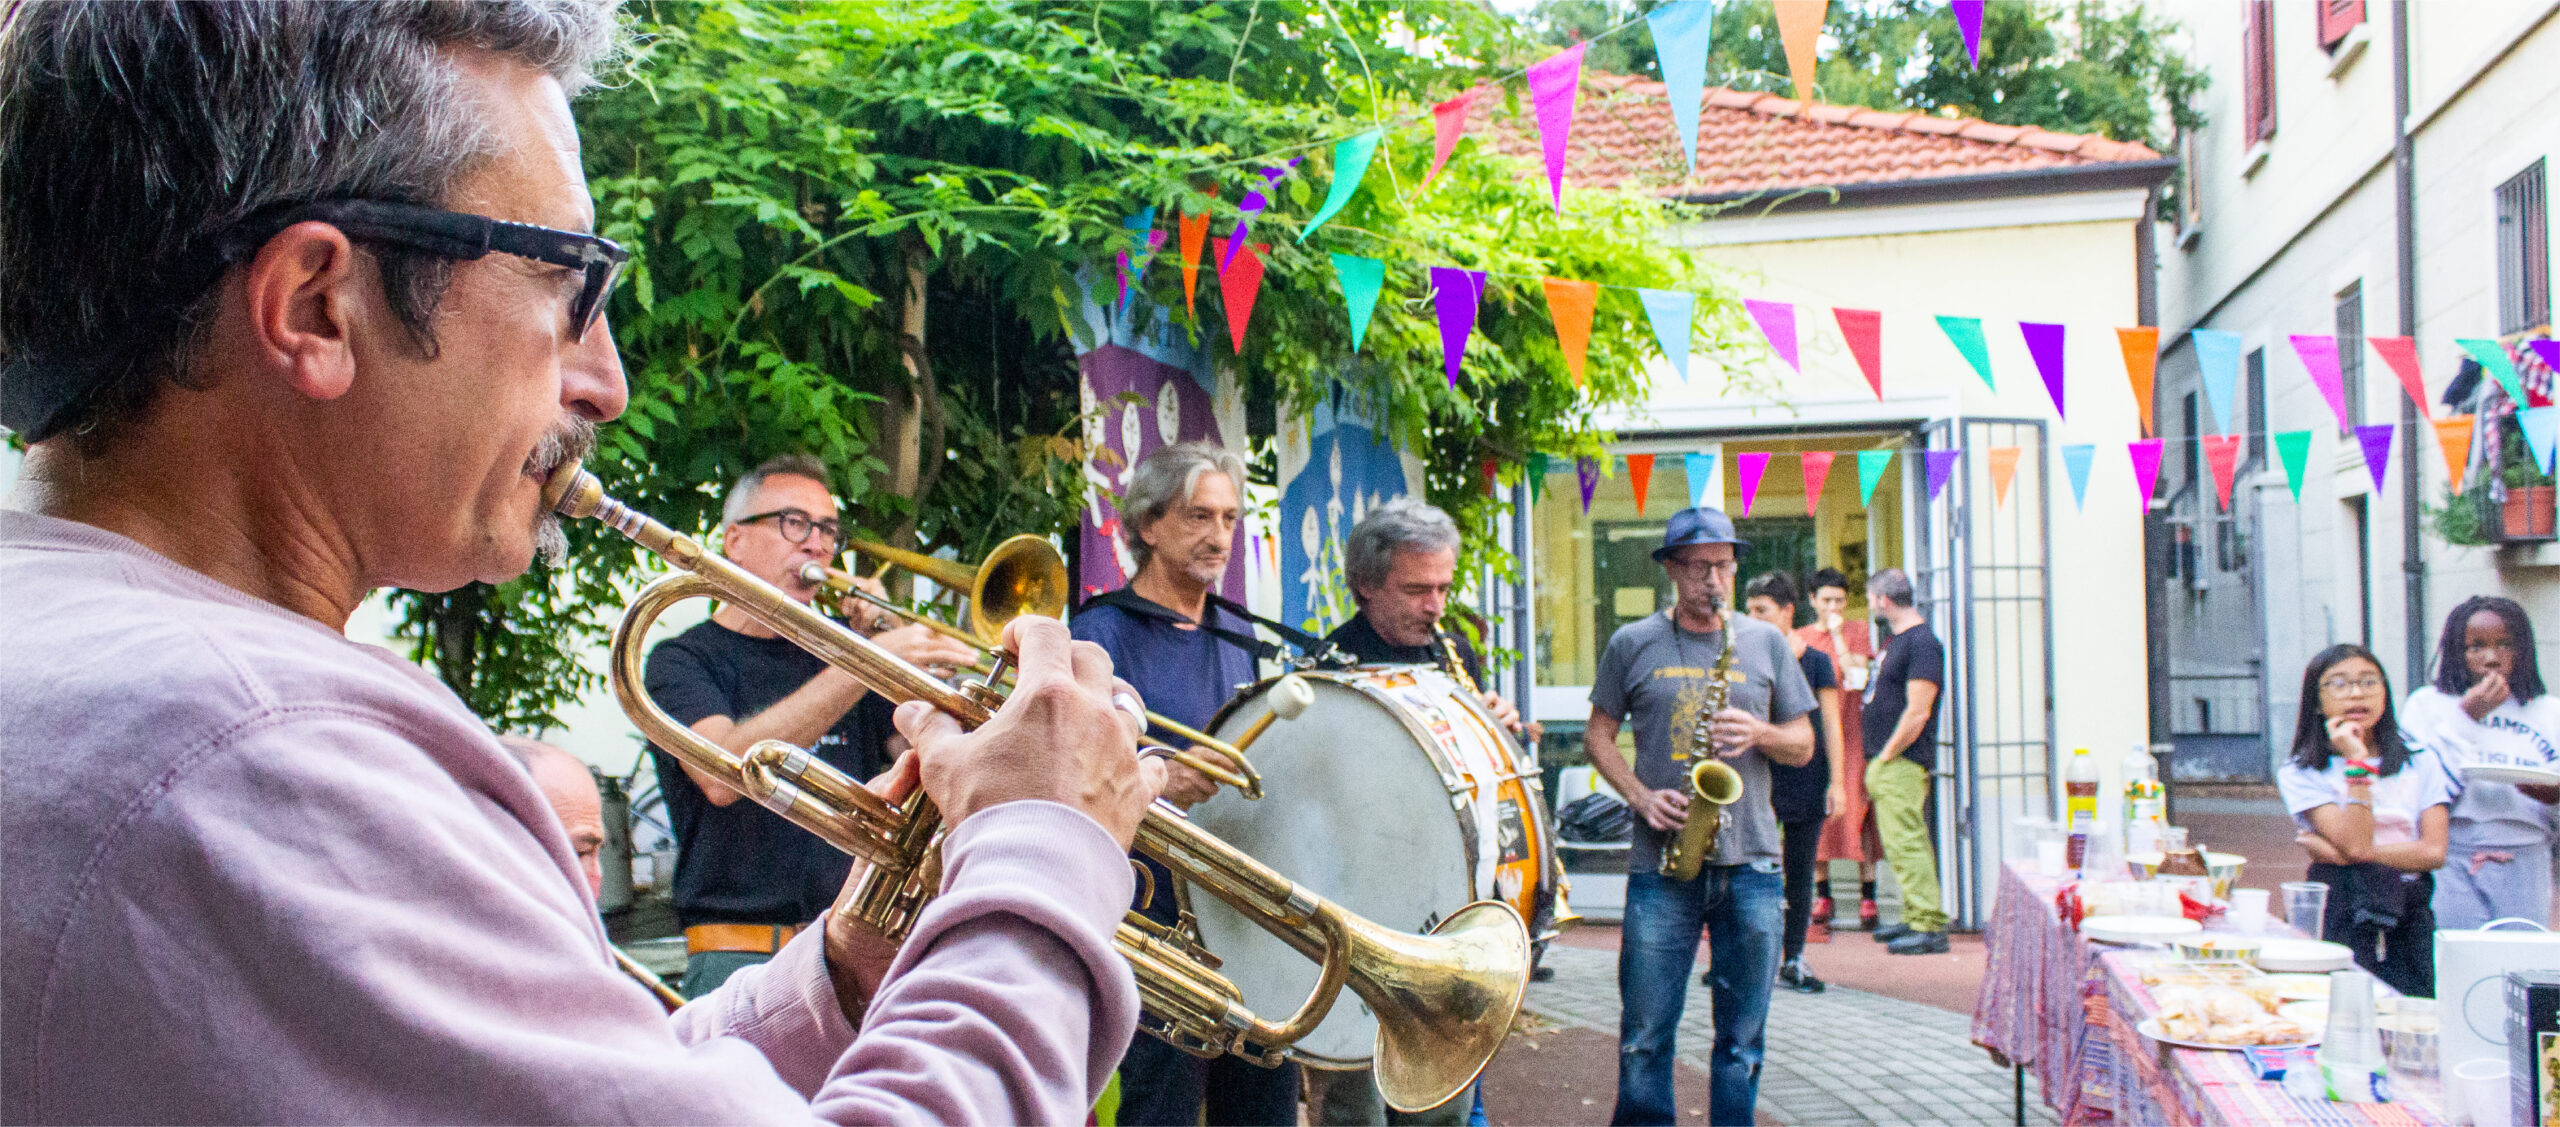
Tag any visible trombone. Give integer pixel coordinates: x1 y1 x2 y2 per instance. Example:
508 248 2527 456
548 469 1526 1111
798 545 1273 798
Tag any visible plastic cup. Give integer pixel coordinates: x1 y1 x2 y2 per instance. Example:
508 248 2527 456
2232 888 2270 934
2034 839 2067 876
2448 1057 2512 1127
2282 880 2330 939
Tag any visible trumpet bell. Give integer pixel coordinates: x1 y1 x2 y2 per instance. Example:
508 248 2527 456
969 534 1070 643
1364 900 1531 1112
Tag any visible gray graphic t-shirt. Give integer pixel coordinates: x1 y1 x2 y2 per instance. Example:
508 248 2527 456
1590 610 1816 872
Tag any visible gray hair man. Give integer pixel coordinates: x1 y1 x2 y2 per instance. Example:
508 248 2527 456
1327 496 1523 734
1859 567 1950 954
0 3 1160 1122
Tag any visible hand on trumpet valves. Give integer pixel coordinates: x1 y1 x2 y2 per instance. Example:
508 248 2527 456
820 749 928 1019
868 621 981 678
1630 786 1692 833
892 615 1165 848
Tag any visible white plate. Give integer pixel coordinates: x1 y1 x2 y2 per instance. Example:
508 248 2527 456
2464 765 2560 788
2137 1017 2320 1052
2082 915 2203 945
2278 1000 2327 1026
2264 973 2332 1001
2253 939 2356 973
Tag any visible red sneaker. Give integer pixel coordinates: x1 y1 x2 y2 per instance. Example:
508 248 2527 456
1813 896 1834 926
1858 898 1880 931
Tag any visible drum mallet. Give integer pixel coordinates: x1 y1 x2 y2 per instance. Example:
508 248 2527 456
1227 675 1316 753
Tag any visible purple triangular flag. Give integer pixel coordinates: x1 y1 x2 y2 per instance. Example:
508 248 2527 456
2021 321 2067 419
1221 160 1299 273
2529 339 2560 378
1430 267 1486 386
1953 0 1984 65
1527 43 1586 215
2289 334 2354 432
1923 450 1961 501
1576 456 1600 513
2355 422 2396 493
1743 299 1799 372
2128 438 2165 507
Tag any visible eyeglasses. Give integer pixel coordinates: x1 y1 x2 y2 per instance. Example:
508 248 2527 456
736 508 842 547
1665 558 1739 578
205 199 628 342
2320 675 2387 695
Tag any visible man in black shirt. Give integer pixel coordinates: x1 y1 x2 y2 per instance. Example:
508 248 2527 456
1859 567 1950 955
642 454 978 996
1323 496 1523 734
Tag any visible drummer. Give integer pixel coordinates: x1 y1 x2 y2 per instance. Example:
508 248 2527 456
1323 496 1524 735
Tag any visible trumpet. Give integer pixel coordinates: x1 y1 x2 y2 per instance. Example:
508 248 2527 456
548 469 1526 1111
796 556 1275 799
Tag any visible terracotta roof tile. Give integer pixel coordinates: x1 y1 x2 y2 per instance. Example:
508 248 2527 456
1471 72 2162 198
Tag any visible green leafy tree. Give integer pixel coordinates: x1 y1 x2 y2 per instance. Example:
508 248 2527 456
392 0 1759 726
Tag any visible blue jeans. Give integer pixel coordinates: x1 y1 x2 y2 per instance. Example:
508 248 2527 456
1612 864 1783 1127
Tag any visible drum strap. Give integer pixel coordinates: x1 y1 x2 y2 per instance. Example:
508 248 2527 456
1076 588 1354 669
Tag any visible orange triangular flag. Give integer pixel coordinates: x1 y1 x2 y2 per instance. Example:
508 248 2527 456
2434 415 2475 492
1211 237 1269 354
1627 453 1655 516
1988 446 2022 507
1543 278 1599 386
1178 188 1215 322
2117 327 2160 436
1774 1 1829 102
1800 451 1835 513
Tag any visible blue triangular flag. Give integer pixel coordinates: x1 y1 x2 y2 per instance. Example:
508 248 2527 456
1646 1 1715 173
2192 329 2243 434
2062 443 2095 511
1638 288 1695 381
1684 452 1717 509
2521 406 2560 475
1329 253 1385 353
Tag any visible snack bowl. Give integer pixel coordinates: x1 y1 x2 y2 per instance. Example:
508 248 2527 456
2171 934 2264 963
2124 851 2248 898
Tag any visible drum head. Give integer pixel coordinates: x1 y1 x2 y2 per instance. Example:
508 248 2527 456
1187 673 1476 1067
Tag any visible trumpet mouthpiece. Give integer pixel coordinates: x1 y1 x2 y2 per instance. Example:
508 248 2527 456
545 464 601 519
798 562 831 584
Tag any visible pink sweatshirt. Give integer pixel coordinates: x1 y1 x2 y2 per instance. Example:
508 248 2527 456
0 511 1138 1124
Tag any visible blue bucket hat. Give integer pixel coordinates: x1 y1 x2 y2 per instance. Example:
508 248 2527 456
1651 506 1751 561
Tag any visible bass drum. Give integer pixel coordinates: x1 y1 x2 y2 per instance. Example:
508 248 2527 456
1188 666 1557 1069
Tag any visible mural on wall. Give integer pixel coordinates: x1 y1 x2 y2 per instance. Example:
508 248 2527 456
1275 383 1425 636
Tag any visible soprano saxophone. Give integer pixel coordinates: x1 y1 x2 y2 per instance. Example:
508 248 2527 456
1658 627 1744 881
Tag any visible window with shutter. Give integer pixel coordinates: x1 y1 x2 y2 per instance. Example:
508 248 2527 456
2244 3 2278 147
2319 0 2365 50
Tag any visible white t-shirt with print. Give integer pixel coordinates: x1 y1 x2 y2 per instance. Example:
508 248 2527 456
2277 744 2457 846
2400 687 2560 848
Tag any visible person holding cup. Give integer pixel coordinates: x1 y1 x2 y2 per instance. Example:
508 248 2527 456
2276 645 2454 997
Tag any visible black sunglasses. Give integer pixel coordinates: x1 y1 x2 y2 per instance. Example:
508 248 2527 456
206 199 628 341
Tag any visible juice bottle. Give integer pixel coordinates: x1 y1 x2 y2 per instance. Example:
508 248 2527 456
2064 746 2101 872
2123 744 2164 857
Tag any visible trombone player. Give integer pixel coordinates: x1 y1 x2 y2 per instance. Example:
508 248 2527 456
643 453 977 997
0 2 1160 1121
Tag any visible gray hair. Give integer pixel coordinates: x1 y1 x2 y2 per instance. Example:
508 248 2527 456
1118 441 1247 574
722 453 832 529
1344 496 1460 604
0 0 626 450
1866 567 1917 610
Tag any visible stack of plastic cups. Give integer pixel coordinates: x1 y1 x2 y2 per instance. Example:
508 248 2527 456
2316 969 2387 1102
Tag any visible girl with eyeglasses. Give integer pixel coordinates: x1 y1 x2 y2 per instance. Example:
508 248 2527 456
2398 597 2559 930
2276 644 2453 996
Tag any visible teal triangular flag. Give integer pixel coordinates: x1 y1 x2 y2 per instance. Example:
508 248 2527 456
1684 451 1716 508
2274 430 2313 501
1856 450 1893 505
1300 129 1383 242
2458 338 2530 407
1936 316 1994 391
2521 406 2560 475
2062 444 2095 511
1330 253 1385 353
1639 289 1695 381
1646 1 1715 172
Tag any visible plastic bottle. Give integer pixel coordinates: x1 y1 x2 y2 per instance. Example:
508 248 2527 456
2123 744 2164 857
2065 746 2101 872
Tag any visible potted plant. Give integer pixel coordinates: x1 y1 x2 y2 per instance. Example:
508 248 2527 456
2428 420 2554 545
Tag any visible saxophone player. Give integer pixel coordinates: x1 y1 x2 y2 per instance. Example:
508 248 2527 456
1583 507 1815 1127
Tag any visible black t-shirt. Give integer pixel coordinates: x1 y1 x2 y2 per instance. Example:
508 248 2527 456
1861 621 1946 772
1767 648 1836 823
1323 612 1486 685
642 617 898 928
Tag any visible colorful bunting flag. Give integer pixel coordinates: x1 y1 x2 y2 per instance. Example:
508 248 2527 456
1177 192 1214 321
1952 0 1985 65
1923 449 1961 501
1857 450 1894 505
2521 406 2560 474
1627 453 1655 516
1422 93 1474 192
2458 338 2530 406
1774 0 1829 102
2366 336 2430 419
1299 130 1382 242
1544 278 1599 386
2291 335 2353 433
1835 307 1884 399
1429 267 1485 386
1800 451 1835 513
2021 322 2067 419
1529 452 1550 503
1577 456 1600 513
1736 452 1770 516
1937 316 1995 391
2061 444 2094 511
1745 298 1799 372
1527 44 1587 215
2117 326 2160 436
2128 439 2165 507
2201 434 2242 512
1646 1 1716 173
1987 446 2021 507
1114 226 1167 316
2273 431 2312 502
1642 289 1697 381
2532 341 2560 393
2193 329 2242 434
1330 253 1385 353
1481 456 1499 497
1211 238 1270 354
1685 452 1718 509
1221 161 1298 273
2432 415 2474 492
2354 422 2396 493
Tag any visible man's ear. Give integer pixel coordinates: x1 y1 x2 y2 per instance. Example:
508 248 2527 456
242 221 365 401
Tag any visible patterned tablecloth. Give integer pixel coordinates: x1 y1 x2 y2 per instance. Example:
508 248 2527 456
1971 861 2447 1126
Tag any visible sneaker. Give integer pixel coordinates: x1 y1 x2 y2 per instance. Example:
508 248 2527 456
1530 964 1555 983
1871 921 1915 944
1777 958 1827 993
1813 895 1834 926
1858 898 1880 931
1887 930 1951 956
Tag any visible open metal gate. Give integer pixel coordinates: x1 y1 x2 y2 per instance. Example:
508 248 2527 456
1909 418 2058 930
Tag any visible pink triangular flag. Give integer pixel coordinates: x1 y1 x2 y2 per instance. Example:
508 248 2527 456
1422 92 1474 192
1834 307 1884 398
2289 334 2354 432
1800 451 1836 513
1735 452 1770 516
2128 439 2165 508
2201 434 2243 512
1526 45 1586 215
2367 336 2429 420
1744 299 1799 372
1627 453 1655 516
1987 447 2021 507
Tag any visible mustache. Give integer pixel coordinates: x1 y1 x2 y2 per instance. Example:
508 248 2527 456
528 417 597 568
